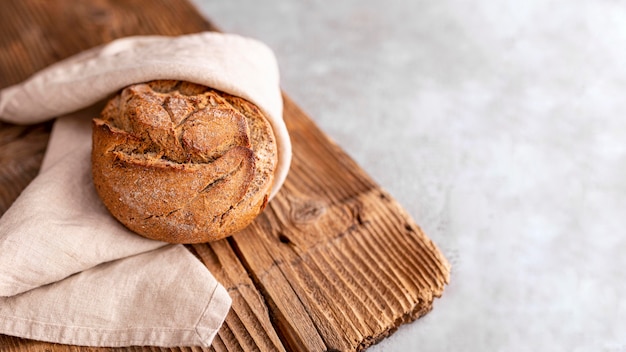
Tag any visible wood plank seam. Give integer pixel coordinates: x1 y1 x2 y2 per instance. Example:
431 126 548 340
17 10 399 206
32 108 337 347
226 235 325 352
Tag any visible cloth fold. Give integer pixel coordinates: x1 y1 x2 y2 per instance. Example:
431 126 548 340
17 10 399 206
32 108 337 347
0 32 289 347
0 244 231 347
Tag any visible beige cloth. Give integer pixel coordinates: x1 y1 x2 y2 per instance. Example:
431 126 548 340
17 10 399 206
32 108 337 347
0 32 289 347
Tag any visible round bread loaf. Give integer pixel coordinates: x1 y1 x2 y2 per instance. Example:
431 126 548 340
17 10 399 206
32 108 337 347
92 80 277 243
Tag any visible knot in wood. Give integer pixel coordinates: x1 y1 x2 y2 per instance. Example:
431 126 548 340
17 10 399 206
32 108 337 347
290 200 326 224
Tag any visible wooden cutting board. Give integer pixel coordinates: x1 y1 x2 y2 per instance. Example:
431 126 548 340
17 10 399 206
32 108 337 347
0 0 450 351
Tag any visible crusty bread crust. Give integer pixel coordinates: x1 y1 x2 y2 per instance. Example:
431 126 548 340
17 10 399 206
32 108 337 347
92 80 277 243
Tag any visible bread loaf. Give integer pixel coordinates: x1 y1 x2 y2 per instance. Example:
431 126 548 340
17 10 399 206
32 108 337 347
91 80 277 243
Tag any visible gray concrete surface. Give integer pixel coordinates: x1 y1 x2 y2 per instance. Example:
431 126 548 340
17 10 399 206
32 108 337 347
191 0 626 351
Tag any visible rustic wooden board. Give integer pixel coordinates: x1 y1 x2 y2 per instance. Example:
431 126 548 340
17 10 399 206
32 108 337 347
0 0 450 351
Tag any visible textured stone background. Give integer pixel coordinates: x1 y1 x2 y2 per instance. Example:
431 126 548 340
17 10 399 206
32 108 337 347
192 0 626 350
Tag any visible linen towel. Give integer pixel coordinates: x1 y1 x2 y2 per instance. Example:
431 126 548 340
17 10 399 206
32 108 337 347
0 32 289 347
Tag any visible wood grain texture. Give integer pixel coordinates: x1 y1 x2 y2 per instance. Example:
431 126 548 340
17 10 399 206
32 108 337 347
0 0 450 351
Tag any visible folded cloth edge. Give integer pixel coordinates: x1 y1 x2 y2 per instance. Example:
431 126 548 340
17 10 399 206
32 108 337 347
0 245 232 347
195 280 232 347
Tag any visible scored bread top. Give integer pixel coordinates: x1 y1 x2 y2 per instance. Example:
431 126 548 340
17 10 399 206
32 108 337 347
92 80 277 243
